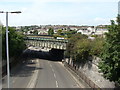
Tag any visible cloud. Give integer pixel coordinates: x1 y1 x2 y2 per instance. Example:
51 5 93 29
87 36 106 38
0 0 33 3
94 18 107 22
28 0 119 3
111 17 117 21
0 0 117 26
0 0 119 3
94 17 111 25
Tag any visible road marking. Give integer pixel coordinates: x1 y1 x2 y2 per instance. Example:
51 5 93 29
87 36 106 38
53 73 56 78
50 63 54 73
50 64 52 68
56 81 59 88
49 62 59 88
52 68 54 73
58 62 84 88
27 59 39 88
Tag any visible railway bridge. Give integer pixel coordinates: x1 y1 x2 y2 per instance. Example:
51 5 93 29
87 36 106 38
25 36 68 50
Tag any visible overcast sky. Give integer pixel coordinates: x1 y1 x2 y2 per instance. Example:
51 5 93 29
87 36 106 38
0 0 119 26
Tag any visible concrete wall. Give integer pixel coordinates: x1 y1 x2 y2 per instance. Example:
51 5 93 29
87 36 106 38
65 56 115 88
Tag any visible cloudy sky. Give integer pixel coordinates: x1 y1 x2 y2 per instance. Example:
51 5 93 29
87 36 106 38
0 0 119 26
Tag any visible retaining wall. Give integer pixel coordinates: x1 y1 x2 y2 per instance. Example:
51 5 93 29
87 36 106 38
64 56 115 88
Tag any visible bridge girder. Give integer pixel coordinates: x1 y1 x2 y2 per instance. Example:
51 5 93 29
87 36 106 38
25 39 67 50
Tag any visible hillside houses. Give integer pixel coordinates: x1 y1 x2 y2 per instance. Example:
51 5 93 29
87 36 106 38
15 25 108 36
77 26 108 36
95 28 108 35
77 27 95 35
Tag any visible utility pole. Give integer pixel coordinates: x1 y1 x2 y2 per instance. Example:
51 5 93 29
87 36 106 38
118 1 120 25
0 11 21 88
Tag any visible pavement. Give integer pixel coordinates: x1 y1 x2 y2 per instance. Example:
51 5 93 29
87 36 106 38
2 58 38 88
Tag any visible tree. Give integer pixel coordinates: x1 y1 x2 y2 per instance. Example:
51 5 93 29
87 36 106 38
64 30 77 38
99 17 120 84
33 30 38 35
90 37 105 56
30 31 33 34
48 28 54 36
74 39 91 63
117 14 120 25
66 33 88 60
2 27 26 60
57 29 62 35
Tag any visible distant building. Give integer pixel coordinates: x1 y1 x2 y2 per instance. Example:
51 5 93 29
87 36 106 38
69 27 78 31
118 1 120 15
77 27 95 35
95 28 108 35
16 26 21 31
77 26 108 36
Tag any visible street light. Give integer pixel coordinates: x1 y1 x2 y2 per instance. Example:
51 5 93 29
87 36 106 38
0 11 21 88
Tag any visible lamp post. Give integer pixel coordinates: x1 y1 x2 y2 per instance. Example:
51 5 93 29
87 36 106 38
0 11 21 88
118 1 120 25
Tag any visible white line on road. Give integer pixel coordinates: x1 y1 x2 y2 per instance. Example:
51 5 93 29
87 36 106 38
50 64 52 68
56 81 59 88
54 73 56 79
58 62 84 88
27 59 39 88
49 62 59 88
52 68 55 73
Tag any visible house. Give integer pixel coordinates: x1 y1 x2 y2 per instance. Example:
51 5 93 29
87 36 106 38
77 26 108 36
77 27 95 35
95 28 108 35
